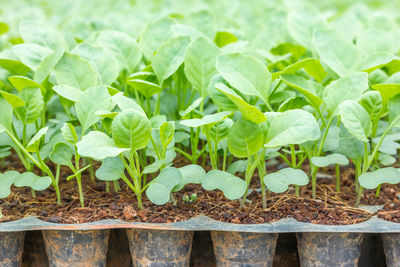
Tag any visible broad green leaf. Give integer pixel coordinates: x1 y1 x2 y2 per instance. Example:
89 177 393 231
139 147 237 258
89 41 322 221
49 143 73 166
152 36 191 84
143 159 165 174
323 72 369 115
265 109 320 147
111 93 146 115
97 30 141 73
215 83 267 124
26 126 48 152
227 118 264 158
12 44 52 71
75 86 112 134
72 43 119 86
389 95 400 125
311 153 349 167
214 31 238 47
202 170 247 200
216 52 271 103
313 28 359 76
9 76 45 96
357 28 395 56
0 91 25 108
372 84 400 106
0 171 19 198
160 121 175 149
139 17 176 60
179 97 203 117
336 125 365 161
359 167 400 189
338 100 372 142
209 118 233 142
0 97 13 133
54 53 97 90
15 87 43 124
360 91 383 123
61 123 78 144
280 74 322 108
180 111 231 128
184 37 219 97
34 48 64 84
52 85 82 102
173 164 206 192
14 172 52 191
264 168 309 193
227 160 247 174
112 108 151 150
127 79 161 98
273 58 324 81
207 75 237 111
19 20 66 50
96 157 125 181
77 131 129 161
146 167 182 205
0 22 8 35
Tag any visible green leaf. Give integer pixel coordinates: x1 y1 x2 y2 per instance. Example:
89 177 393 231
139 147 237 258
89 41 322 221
111 93 146 115
160 121 175 149
19 20 66 50
16 87 43 124
111 108 151 151
0 91 25 108
127 79 161 99
77 131 129 161
172 164 206 192
14 172 52 191
142 159 165 174
389 95 400 125
0 22 9 35
179 97 203 117
214 31 238 47
360 91 383 123
313 28 359 76
26 126 48 153
54 53 97 90
96 157 125 181
139 17 176 60
227 118 264 158
311 153 349 167
75 86 112 134
209 118 233 142
9 76 46 96
180 111 231 128
323 72 369 115
0 97 13 133
49 143 73 166
12 44 52 71
280 74 322 108
184 37 219 97
264 168 309 193
372 84 400 106
72 43 119 86
0 50 30 75
359 167 400 189
216 52 271 104
336 125 365 161
265 109 320 147
338 100 372 142
215 83 267 124
61 123 78 144
34 48 64 84
0 171 19 198
52 85 82 102
202 170 247 200
146 167 182 205
97 30 141 73
152 36 191 85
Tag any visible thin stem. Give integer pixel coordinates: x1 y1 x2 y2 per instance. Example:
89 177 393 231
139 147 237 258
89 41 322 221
335 164 340 193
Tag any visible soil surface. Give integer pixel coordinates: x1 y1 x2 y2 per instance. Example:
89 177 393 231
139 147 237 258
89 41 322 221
0 154 399 225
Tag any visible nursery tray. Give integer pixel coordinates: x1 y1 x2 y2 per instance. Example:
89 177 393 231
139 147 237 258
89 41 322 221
1 215 400 233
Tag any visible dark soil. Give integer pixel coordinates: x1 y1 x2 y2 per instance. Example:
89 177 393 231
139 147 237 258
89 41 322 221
0 154 398 225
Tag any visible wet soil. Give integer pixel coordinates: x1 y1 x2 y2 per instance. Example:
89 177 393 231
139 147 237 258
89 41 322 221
0 154 399 225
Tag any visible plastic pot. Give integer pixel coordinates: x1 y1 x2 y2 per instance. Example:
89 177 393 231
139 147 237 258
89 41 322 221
22 231 48 267
42 229 110 267
381 233 400 267
211 231 278 267
0 231 25 267
297 232 363 267
126 228 193 266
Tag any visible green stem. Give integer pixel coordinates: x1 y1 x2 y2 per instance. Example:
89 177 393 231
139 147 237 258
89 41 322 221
113 181 120 192
335 164 340 193
106 181 110 193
